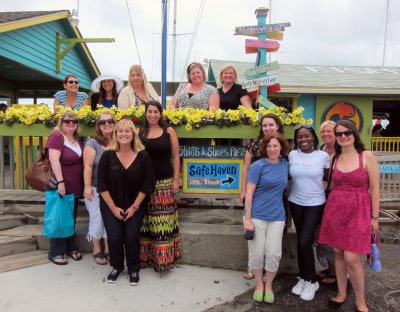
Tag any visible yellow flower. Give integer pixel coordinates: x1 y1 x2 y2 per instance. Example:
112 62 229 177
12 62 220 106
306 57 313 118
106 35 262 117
0 103 312 131
185 123 192 131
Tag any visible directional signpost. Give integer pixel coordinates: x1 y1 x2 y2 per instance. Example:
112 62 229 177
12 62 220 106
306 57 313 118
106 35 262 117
235 8 290 102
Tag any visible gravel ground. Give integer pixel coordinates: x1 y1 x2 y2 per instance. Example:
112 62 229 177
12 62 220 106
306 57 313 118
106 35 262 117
205 236 400 312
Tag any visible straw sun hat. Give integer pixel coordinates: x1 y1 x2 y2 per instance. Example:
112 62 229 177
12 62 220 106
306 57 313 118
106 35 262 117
91 74 124 93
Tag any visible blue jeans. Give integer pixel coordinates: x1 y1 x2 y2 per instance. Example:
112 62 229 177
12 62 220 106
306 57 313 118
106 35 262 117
289 201 324 283
48 198 79 259
100 199 145 274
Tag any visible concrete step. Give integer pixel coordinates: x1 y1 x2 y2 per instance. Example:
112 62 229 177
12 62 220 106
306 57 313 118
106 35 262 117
0 235 37 257
0 214 27 230
0 250 48 273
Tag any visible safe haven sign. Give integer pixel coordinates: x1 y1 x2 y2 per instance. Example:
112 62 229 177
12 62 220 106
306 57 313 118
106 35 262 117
182 158 243 194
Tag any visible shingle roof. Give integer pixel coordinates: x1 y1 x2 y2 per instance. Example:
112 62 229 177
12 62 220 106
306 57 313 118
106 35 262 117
209 59 400 95
0 11 67 24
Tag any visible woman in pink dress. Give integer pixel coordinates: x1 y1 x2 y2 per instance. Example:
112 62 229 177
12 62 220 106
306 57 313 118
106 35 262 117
318 119 380 312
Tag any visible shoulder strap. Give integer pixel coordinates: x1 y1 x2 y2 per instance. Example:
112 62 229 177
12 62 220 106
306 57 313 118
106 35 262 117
327 154 337 188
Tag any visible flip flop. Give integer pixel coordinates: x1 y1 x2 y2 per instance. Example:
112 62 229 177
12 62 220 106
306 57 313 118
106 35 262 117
93 252 108 265
68 250 83 261
243 268 254 279
49 255 68 265
316 269 329 278
322 274 337 284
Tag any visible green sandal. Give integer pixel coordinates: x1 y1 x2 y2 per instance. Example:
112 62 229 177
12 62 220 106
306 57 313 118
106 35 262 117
252 290 263 303
264 291 275 303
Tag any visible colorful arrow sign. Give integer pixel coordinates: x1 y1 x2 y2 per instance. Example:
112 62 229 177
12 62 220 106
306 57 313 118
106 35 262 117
242 75 279 89
258 95 278 109
245 39 280 53
244 61 279 78
234 23 290 36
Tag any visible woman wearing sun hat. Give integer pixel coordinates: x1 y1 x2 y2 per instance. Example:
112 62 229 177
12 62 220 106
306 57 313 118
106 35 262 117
90 74 124 110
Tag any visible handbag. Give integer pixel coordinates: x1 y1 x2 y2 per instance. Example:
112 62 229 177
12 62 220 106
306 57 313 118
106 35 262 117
367 232 382 272
43 190 75 238
25 148 57 192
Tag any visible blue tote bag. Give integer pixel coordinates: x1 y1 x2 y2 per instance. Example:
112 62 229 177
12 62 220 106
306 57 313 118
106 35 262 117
43 190 75 238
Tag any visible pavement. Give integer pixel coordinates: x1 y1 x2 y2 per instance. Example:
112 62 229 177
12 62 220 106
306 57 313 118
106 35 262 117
0 242 399 312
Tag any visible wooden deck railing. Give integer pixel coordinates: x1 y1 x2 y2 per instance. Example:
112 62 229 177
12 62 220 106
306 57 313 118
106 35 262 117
371 137 400 152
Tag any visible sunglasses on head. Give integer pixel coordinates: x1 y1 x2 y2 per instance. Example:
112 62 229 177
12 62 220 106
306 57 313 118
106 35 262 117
62 119 79 125
335 130 353 137
98 119 115 126
295 124 312 130
67 80 79 85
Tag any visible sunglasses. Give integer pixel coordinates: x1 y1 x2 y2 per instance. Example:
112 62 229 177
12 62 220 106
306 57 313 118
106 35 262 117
295 124 312 130
67 80 79 85
98 119 115 126
62 119 79 125
335 130 353 137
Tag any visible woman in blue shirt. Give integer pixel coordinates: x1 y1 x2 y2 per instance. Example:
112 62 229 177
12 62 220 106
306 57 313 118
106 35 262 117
244 132 290 304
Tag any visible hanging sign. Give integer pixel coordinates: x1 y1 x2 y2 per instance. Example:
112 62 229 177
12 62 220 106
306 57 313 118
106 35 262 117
234 23 290 36
245 39 280 53
242 75 278 89
244 61 279 78
182 158 243 194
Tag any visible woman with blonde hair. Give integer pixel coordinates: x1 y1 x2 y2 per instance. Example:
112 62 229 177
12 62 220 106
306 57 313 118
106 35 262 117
117 65 159 109
97 119 155 285
218 64 251 110
46 110 84 264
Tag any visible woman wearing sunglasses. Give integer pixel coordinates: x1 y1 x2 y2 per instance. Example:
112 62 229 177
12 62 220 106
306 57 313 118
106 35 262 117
83 112 116 265
54 74 89 113
288 124 330 301
46 111 84 264
318 119 379 312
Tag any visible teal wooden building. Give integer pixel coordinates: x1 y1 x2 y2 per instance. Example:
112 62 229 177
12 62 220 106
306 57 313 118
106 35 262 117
0 10 101 104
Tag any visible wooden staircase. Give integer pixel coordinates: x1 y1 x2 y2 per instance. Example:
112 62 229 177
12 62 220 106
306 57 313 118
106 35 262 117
0 213 48 273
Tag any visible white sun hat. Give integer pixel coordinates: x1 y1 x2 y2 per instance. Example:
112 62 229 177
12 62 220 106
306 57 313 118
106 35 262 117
91 74 125 93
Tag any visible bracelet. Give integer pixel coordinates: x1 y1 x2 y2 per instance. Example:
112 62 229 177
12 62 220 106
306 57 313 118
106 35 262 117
244 209 251 214
130 204 139 212
372 216 379 221
57 180 64 185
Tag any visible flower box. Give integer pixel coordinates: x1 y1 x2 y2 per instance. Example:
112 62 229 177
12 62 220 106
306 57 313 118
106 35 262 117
0 124 294 139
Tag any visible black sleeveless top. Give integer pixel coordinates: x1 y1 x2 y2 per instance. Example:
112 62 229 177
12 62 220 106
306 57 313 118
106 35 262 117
139 128 173 180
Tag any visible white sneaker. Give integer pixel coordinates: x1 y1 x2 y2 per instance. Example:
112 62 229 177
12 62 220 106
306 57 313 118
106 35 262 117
291 277 305 295
300 281 319 301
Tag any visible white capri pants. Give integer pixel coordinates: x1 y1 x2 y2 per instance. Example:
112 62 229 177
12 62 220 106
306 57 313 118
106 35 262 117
248 218 285 272
84 187 107 241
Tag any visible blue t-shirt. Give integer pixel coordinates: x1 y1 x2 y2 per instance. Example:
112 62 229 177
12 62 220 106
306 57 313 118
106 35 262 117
248 157 289 221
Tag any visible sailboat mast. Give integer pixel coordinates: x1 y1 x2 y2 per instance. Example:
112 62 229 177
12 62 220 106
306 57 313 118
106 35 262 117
172 0 177 82
382 0 389 66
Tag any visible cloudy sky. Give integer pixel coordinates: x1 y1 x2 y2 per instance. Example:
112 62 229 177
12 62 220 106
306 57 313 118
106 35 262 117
2 0 400 82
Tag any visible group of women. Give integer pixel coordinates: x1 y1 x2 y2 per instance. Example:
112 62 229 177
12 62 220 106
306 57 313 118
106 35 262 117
243 116 379 312
47 98 182 286
49 62 379 311
54 62 252 114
